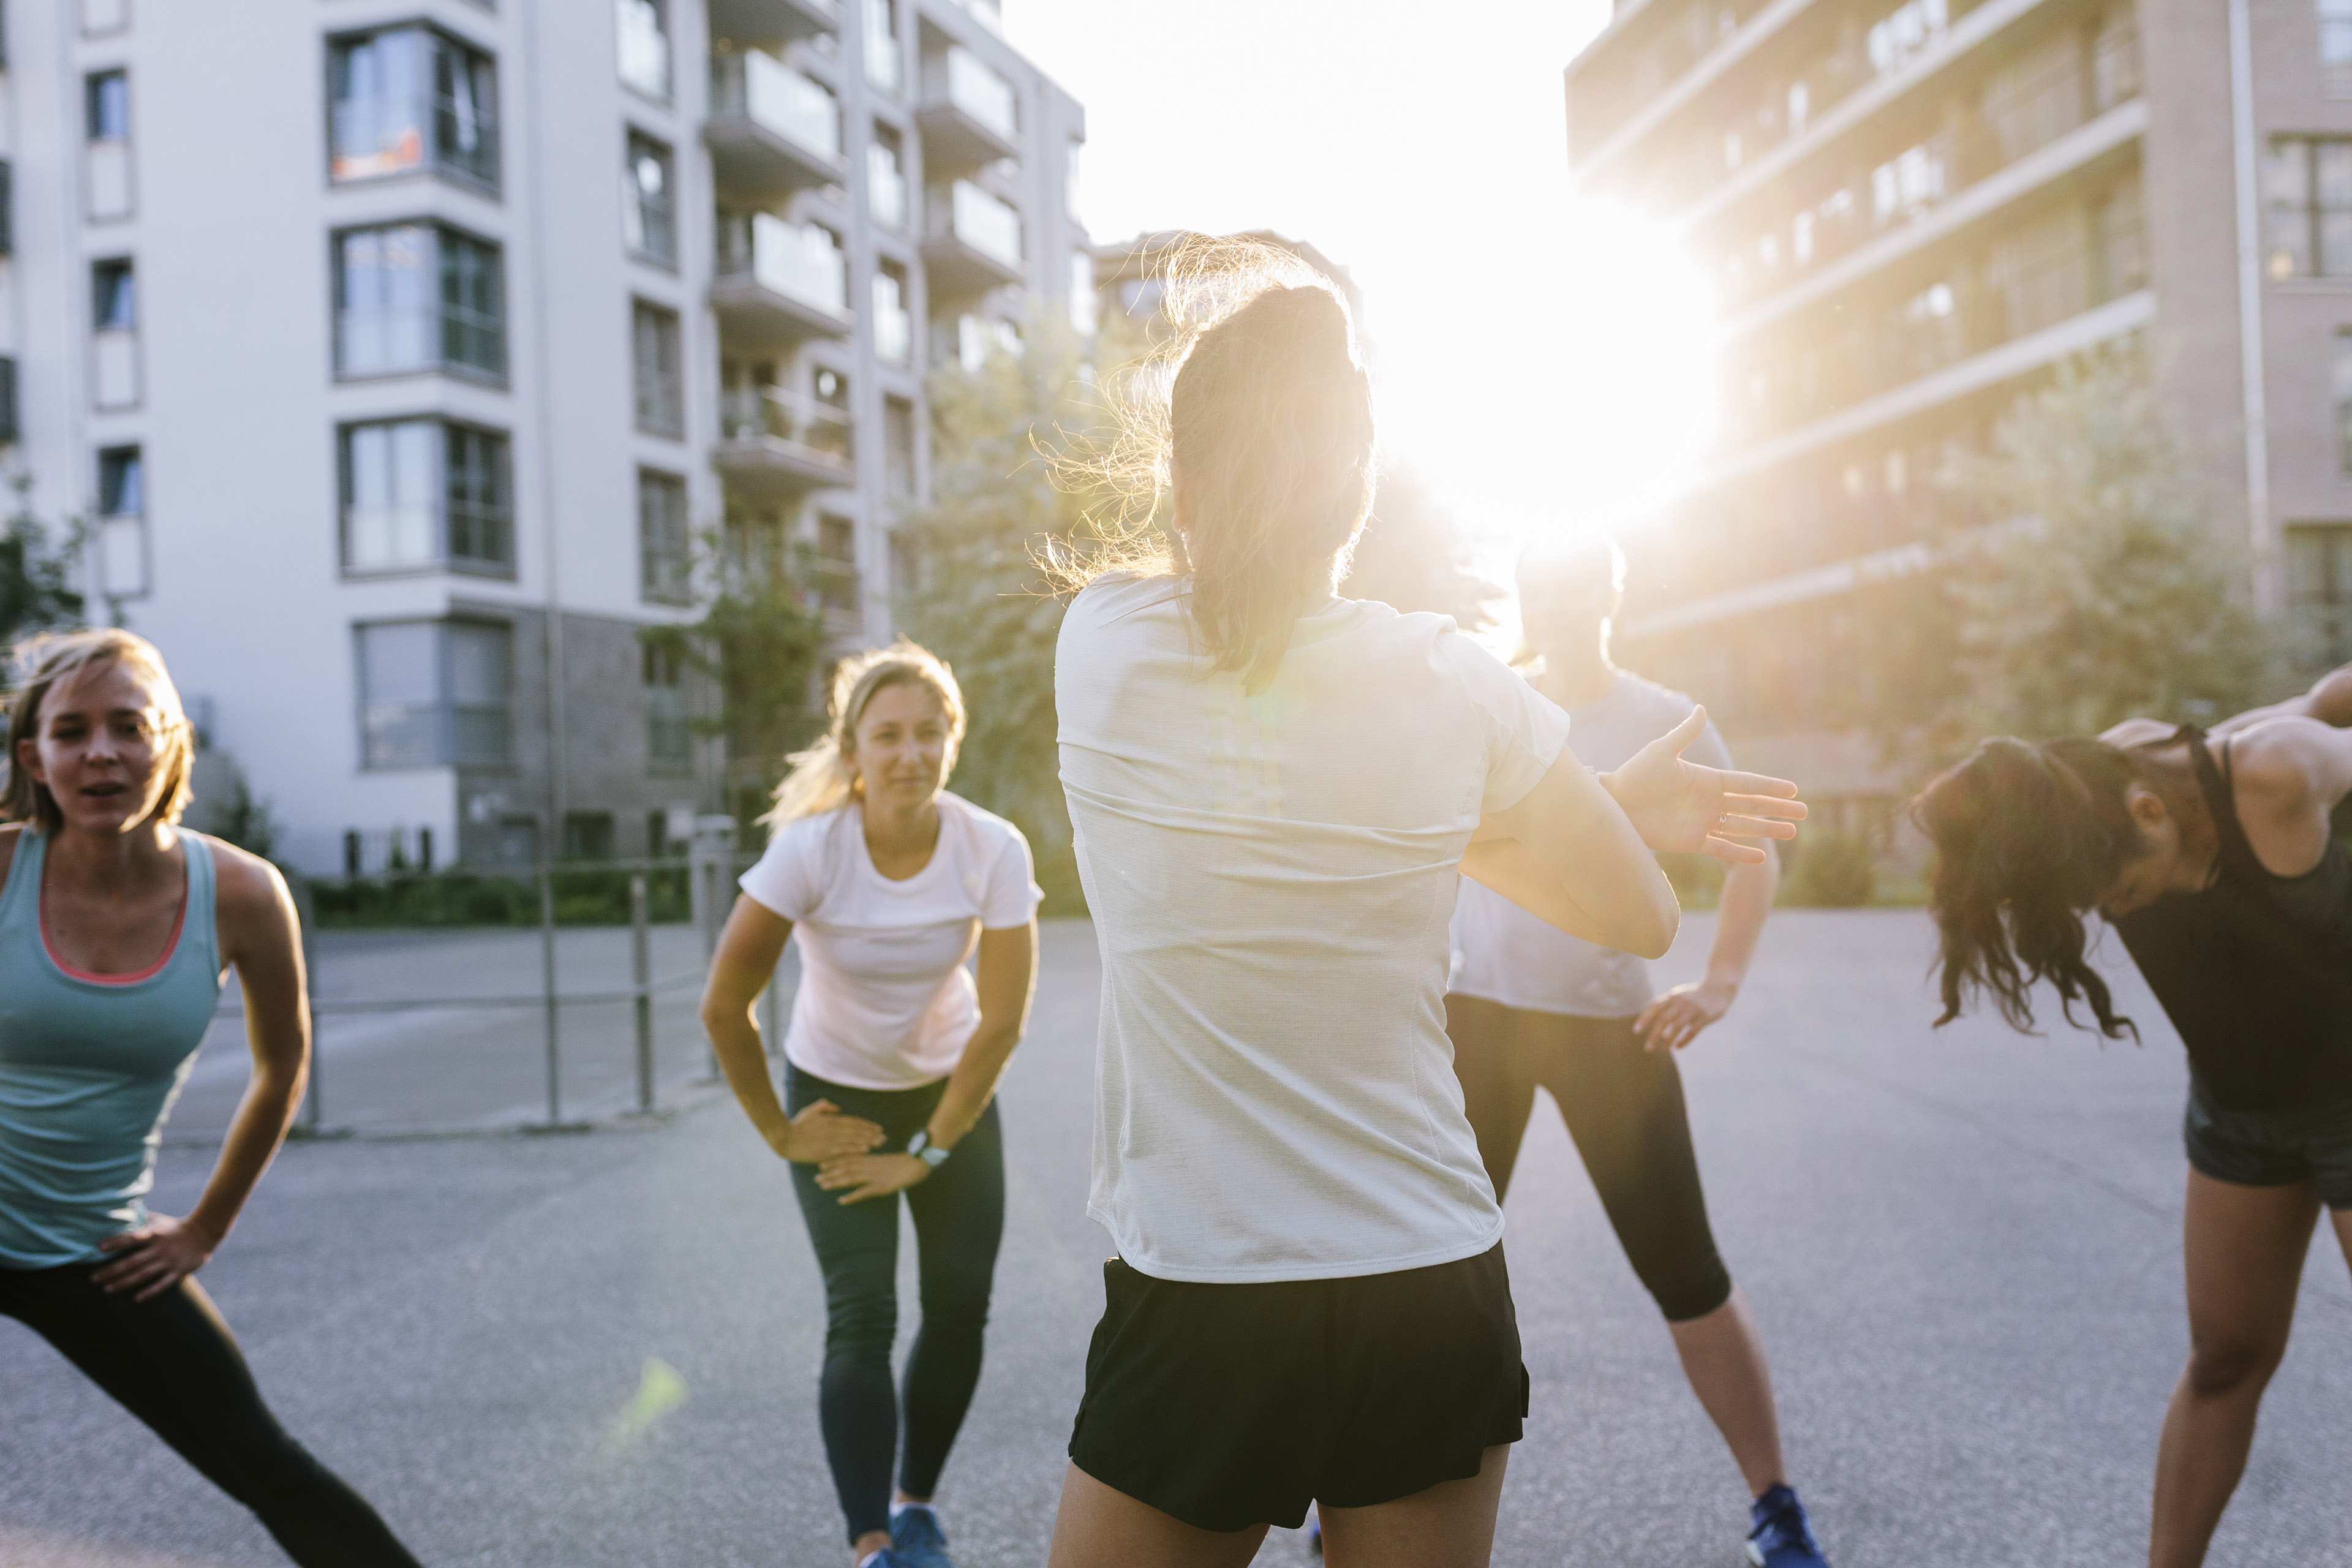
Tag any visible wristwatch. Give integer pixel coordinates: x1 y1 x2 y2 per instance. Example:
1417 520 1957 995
905 1129 951 1169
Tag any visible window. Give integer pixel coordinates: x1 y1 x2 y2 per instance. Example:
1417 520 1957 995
623 132 675 265
96 446 146 598
884 395 916 503
356 619 511 769
2288 524 2352 666
334 223 506 380
1069 249 1097 335
643 641 690 770
91 258 138 410
341 419 512 575
2326 0 2352 97
329 26 499 190
873 263 912 366
1867 0 1948 76
864 0 902 94
633 300 684 437
2338 328 2352 473
85 70 132 221
815 513 858 616
1066 138 1083 221
562 812 615 861
869 124 908 230
638 470 691 603
616 0 669 99
2269 138 2352 279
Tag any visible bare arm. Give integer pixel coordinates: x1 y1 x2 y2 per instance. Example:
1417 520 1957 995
93 843 307 1299
698 895 884 1164
2225 717 2352 876
1466 748 1681 959
819 921 1038 1205
1635 844 1779 1052
2211 662 2352 737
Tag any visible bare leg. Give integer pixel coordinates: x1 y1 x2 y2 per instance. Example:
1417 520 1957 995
1318 1445 1512 1568
1667 1287 1786 1498
2147 1170 2319 1568
1046 1463 1270 1568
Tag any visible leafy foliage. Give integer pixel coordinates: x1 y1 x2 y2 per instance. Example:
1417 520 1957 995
1934 342 2274 743
1 481 85 648
1778 828 1877 908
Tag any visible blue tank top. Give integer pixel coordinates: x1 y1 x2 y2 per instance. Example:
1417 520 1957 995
0 828 223 1268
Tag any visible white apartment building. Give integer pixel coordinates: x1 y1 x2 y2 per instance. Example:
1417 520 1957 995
0 0 1088 873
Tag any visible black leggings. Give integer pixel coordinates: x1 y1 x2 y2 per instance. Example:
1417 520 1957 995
1447 996 1733 1323
0 1261 422 1566
785 1065 1005 1546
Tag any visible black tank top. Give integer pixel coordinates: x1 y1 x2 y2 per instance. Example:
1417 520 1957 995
2113 728 2352 1112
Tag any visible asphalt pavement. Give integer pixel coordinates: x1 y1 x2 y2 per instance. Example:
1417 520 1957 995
4 911 2349 1567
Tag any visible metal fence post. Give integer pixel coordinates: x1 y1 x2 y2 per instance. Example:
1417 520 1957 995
690 815 736 1080
630 872 654 1115
292 877 323 1134
540 865 561 1127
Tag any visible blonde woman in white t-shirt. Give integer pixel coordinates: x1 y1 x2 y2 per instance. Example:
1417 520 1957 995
1042 236 1807 1568
701 642 1041 1568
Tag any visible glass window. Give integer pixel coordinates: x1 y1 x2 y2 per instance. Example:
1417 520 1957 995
448 623 511 764
330 27 499 190
643 641 690 769
633 300 685 437
1867 0 1948 76
874 264 912 366
884 395 916 502
623 132 676 265
2338 328 2352 473
2326 0 2352 98
638 469 692 603
97 445 143 516
869 125 908 230
85 71 129 140
2269 138 2352 279
1069 249 1097 335
2286 522 2352 666
815 513 858 614
616 0 669 99
864 0 902 94
357 621 440 769
341 420 511 573
91 258 135 330
335 224 504 380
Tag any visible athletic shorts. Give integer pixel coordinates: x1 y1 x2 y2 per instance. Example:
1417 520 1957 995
1066 1242 1526 1533
2184 1079 2352 1210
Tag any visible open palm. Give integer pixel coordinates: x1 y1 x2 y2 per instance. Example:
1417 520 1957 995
1607 707 1806 864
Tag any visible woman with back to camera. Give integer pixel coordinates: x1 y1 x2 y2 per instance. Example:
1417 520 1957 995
1042 237 1807 1568
701 641 1041 1568
1913 660 2352 1568
1446 530 1829 1568
0 628 423 1566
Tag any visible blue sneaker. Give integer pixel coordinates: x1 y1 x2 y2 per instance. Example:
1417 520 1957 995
1746 1483 1829 1567
890 1504 954 1568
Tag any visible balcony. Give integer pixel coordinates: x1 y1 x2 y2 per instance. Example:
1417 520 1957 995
916 46 1018 168
714 386 855 499
921 181 1022 295
707 0 838 47
707 51 846 202
711 213 854 347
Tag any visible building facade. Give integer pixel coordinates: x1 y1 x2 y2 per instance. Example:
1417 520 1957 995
1566 0 2352 831
0 0 1086 873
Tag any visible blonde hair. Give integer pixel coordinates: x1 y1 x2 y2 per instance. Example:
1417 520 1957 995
760 640 967 829
3 628 195 835
1049 234 1376 691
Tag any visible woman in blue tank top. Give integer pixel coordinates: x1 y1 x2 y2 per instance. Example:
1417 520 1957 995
1 629 421 1566
1914 661 2352 1568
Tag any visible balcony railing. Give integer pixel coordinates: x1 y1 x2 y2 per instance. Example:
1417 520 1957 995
720 385 853 458
938 47 1014 141
916 45 1019 166
713 50 839 158
717 212 848 312
929 181 1020 266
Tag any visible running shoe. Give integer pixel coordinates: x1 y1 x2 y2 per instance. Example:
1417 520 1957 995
1746 1483 1829 1567
889 1504 954 1568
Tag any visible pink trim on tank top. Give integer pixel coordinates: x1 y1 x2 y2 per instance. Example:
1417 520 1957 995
41 887 188 985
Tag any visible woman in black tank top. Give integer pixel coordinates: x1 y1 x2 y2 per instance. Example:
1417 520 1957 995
1912 662 2352 1568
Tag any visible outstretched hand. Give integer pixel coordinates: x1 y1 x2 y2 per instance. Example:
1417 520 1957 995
1601 707 1805 865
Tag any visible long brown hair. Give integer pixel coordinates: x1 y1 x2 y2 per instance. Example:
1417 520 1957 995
1912 734 2206 1038
3 628 196 835
1052 235 1376 691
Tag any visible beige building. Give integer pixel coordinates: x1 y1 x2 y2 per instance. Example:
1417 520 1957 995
1565 0 2352 833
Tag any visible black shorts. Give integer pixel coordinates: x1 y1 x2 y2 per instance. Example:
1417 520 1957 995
2184 1079 2352 1210
1066 1242 1526 1533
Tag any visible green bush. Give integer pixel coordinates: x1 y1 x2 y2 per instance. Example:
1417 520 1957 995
1779 829 1877 908
309 867 696 929
1658 852 1725 911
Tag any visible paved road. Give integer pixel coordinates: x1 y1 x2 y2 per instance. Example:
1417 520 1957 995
5 912 2349 1567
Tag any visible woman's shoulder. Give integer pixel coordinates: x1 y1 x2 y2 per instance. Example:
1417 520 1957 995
937 791 1029 851
0 823 21 888
183 831 289 917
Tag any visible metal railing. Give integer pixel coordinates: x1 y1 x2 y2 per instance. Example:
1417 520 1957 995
718 384 854 457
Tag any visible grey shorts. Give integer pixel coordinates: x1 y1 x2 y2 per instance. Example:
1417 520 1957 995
2184 1080 2352 1210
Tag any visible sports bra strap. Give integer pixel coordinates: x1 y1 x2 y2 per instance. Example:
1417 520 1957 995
2177 725 2264 880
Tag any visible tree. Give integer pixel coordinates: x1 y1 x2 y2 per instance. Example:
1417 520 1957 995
0 478 85 647
1339 464 1500 629
1933 341 2274 744
895 317 1123 911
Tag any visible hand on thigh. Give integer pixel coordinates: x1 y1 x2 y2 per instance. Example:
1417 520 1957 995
1047 1463 1268 1568
1318 1446 1510 1568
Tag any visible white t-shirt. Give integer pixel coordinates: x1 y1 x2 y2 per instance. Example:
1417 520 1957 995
1450 671 1733 1019
1057 574 1574 1283
738 792 1041 1090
